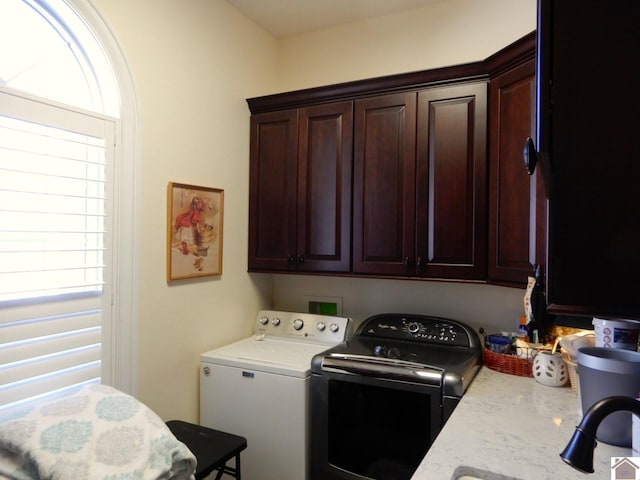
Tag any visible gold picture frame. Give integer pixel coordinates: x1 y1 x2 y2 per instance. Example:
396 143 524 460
167 182 224 280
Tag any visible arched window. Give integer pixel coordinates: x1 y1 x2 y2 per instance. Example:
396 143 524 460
0 0 119 116
0 0 137 409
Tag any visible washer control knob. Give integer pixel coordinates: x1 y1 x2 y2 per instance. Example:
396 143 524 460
293 318 304 330
317 322 326 331
330 323 340 333
259 316 269 325
407 322 420 334
271 317 281 326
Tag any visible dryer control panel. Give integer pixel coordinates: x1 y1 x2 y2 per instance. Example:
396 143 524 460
356 313 482 349
254 310 350 345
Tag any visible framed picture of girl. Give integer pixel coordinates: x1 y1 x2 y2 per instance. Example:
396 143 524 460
167 182 224 280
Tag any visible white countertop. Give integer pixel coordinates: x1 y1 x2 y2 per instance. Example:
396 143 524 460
412 367 631 480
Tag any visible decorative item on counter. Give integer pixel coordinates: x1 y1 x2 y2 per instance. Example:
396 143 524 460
480 328 537 378
532 349 568 387
523 276 535 324
524 276 541 343
592 317 640 350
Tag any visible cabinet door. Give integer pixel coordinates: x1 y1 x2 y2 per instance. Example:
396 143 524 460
297 102 353 272
538 0 640 318
353 93 417 275
416 83 487 280
488 60 544 285
248 109 298 271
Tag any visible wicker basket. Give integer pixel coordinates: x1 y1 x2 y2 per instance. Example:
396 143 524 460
483 348 534 377
564 356 579 391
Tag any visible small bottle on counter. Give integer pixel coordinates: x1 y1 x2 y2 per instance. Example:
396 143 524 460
518 315 529 342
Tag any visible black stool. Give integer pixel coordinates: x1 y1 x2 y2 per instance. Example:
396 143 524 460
167 420 247 480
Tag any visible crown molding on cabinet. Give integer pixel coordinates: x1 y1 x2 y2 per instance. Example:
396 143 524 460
247 31 536 114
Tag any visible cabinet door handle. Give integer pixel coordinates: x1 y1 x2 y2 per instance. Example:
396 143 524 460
287 255 296 264
416 257 423 269
297 255 305 265
403 257 411 267
523 137 538 175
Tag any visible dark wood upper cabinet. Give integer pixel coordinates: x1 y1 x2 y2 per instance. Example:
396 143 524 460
248 102 353 273
246 32 537 285
352 92 417 276
297 102 353 272
351 83 487 279
248 109 298 271
488 55 540 285
416 82 487 280
536 0 640 318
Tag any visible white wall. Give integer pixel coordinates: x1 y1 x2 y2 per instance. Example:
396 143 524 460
271 0 538 336
91 0 276 422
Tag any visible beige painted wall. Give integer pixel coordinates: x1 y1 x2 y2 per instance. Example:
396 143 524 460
274 276 527 337
89 0 537 422
275 0 537 92
91 0 276 422
271 0 538 336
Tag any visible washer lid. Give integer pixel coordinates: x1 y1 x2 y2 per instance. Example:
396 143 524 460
201 336 335 377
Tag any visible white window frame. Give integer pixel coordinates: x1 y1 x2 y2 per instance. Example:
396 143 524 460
72 0 140 395
0 0 140 397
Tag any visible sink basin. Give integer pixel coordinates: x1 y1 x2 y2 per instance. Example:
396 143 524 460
451 466 523 480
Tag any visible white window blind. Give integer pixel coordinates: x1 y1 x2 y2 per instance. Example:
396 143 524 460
0 89 114 409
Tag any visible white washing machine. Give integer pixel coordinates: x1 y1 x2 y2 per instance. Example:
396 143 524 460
200 310 350 480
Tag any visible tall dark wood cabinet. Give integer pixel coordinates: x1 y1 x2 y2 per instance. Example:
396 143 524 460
416 83 487 280
248 102 353 272
535 0 640 318
487 32 544 287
